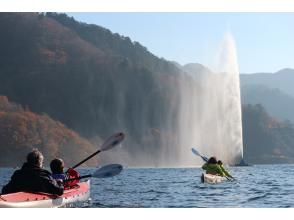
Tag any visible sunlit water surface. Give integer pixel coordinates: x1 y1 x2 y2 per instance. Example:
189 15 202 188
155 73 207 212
1 164 293 208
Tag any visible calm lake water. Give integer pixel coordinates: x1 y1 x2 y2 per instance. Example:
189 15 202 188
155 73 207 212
1 164 294 208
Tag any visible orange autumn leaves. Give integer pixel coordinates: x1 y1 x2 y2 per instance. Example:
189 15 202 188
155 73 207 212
0 96 97 167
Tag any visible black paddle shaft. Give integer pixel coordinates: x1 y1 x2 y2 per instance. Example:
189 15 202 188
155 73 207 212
70 150 101 170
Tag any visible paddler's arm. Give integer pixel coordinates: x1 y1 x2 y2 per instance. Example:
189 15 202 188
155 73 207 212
224 170 233 178
216 165 226 177
45 177 64 196
220 165 233 178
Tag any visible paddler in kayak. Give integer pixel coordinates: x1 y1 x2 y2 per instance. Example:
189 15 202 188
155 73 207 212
1 149 64 195
50 158 80 188
50 158 67 181
201 156 226 177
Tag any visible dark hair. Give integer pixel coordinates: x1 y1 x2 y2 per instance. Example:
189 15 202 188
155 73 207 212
217 160 223 165
208 156 217 164
50 158 64 174
26 149 44 167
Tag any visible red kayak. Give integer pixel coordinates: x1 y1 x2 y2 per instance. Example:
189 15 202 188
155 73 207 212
0 180 90 208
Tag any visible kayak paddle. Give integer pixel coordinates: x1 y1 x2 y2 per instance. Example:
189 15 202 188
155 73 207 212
64 164 123 182
191 148 209 162
69 132 125 171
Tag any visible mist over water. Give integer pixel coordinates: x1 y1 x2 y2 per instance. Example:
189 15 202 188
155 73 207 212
173 32 243 166
104 33 243 167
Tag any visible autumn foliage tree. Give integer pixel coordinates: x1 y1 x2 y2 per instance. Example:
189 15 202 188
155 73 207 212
0 96 97 167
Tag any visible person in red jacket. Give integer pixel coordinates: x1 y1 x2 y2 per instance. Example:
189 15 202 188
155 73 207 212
1 149 64 195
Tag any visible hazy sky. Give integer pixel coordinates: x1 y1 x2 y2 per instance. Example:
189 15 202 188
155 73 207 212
67 13 294 74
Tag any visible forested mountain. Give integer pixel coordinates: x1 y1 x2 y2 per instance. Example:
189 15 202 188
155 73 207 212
0 12 187 165
0 96 97 167
1 12 294 165
242 104 294 164
240 68 294 97
240 68 294 123
0 12 180 139
241 84 294 122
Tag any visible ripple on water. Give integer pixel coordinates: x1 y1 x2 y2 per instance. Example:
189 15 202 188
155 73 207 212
246 193 269 202
1 165 294 208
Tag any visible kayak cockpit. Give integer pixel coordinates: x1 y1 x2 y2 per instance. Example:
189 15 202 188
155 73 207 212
0 180 90 208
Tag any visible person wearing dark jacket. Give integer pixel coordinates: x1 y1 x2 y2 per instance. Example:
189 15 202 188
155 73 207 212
1 149 64 196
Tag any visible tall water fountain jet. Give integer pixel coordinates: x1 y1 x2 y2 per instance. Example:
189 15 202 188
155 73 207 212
177 32 243 166
214 32 243 165
99 32 243 167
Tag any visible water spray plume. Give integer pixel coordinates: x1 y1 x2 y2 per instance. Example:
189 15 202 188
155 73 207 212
176 31 243 166
105 32 243 167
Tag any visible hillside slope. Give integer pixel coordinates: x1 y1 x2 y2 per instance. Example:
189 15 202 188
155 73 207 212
0 96 97 167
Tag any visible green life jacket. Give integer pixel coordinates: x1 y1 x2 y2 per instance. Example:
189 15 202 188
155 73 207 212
202 163 226 176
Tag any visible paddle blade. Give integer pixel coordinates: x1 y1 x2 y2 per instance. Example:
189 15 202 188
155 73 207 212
92 164 123 178
191 148 209 162
100 132 125 152
191 148 201 156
